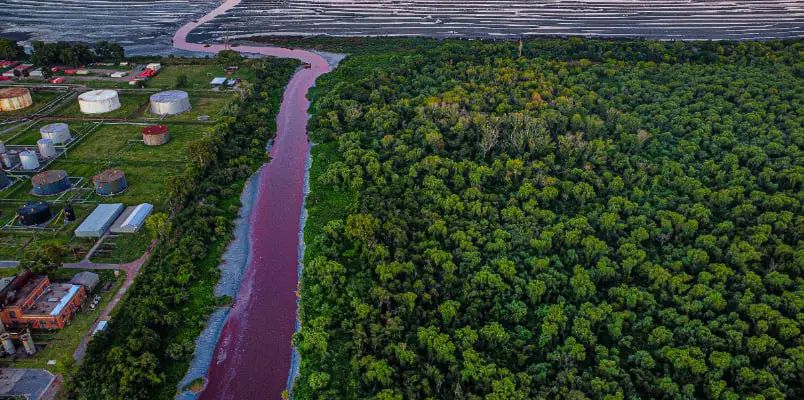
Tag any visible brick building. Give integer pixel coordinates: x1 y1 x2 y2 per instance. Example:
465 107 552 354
0 272 87 330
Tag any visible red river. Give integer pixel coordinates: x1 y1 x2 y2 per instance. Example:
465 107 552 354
173 1 332 398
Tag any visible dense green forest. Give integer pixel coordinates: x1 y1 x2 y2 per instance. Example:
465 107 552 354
297 38 803 399
66 58 298 399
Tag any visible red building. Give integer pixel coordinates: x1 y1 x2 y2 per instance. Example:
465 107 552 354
0 272 87 330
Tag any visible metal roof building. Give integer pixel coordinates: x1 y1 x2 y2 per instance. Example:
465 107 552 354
110 203 153 234
70 271 100 292
74 203 124 238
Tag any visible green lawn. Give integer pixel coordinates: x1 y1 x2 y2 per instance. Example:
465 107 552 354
65 123 202 163
91 230 151 264
153 94 234 122
146 64 255 90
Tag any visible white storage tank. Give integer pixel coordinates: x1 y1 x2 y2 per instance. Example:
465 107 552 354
20 150 40 170
38 138 56 158
0 141 6 154
0 87 33 112
40 123 72 144
78 90 121 114
150 90 191 115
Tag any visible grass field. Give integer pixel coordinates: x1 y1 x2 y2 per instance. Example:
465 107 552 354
146 64 255 90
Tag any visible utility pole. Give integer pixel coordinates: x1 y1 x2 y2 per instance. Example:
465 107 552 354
518 38 523 58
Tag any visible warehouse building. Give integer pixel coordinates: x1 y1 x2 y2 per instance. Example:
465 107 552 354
69 272 100 293
0 87 32 112
75 203 124 237
110 203 154 234
78 90 121 114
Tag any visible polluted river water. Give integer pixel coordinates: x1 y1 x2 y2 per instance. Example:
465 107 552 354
173 1 333 399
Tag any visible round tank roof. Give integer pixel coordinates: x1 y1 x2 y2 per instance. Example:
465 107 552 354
93 169 125 183
37 138 53 145
32 170 68 185
18 200 49 215
150 90 189 102
0 87 30 99
40 123 69 133
78 89 118 102
142 125 169 135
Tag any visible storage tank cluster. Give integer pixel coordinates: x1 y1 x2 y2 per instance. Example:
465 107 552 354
93 168 128 196
19 150 39 170
0 87 33 112
32 170 71 195
38 138 56 159
17 201 52 226
40 123 72 144
150 90 191 115
78 90 121 114
142 125 170 146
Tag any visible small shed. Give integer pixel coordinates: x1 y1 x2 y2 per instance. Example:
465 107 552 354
70 271 100 292
110 203 153 234
75 203 124 238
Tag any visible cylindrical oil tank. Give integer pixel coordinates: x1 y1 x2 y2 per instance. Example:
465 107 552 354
0 171 10 189
93 168 127 196
1 150 20 169
21 332 36 355
32 170 70 195
19 150 40 170
142 125 170 146
0 141 6 154
18 201 52 226
0 87 33 112
149 90 191 115
78 89 121 114
0 332 15 354
38 138 56 159
40 123 72 144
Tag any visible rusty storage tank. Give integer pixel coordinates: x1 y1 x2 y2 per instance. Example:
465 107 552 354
0 171 10 190
0 87 33 112
150 90 191 115
142 125 169 146
78 89 121 114
17 201 52 226
19 150 40 170
1 150 20 169
93 168 127 196
40 123 72 144
37 138 56 159
32 170 70 195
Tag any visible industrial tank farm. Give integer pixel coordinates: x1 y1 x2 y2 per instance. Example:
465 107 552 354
93 169 128 196
78 90 121 114
150 90 191 115
31 170 71 196
17 201 52 226
0 87 33 112
142 125 170 146
40 123 72 144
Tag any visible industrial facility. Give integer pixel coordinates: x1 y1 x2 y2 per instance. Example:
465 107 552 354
0 87 32 112
0 271 87 331
16 201 52 226
78 89 121 114
31 170 70 196
150 90 191 115
75 203 124 237
1 149 20 169
19 150 39 170
93 168 128 196
142 125 170 146
40 123 72 144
